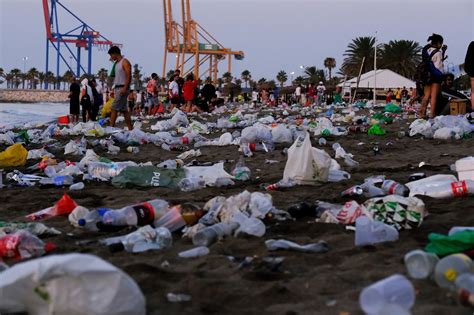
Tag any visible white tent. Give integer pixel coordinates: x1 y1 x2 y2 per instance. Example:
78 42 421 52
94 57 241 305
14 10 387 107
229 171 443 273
338 69 416 89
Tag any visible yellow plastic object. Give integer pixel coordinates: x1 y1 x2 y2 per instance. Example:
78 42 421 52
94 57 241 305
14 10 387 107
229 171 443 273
0 144 28 168
101 98 114 117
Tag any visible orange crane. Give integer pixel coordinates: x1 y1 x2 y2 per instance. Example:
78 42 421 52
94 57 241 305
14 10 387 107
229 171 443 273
162 0 244 82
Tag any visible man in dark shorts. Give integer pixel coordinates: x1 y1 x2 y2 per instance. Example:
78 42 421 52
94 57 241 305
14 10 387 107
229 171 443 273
108 46 133 130
68 77 80 123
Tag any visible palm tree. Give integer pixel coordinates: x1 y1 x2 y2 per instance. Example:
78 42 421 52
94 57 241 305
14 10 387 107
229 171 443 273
324 57 337 81
379 40 421 79
276 70 288 87
20 72 27 89
241 70 251 88
293 76 304 85
222 72 233 84
45 71 55 90
26 68 39 89
9 69 22 89
304 66 325 84
5 73 13 88
37 72 46 90
340 36 380 77
62 70 74 90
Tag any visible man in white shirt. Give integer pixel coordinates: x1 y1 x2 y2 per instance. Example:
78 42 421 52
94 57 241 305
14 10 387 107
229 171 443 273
295 84 302 104
316 81 326 106
168 75 180 110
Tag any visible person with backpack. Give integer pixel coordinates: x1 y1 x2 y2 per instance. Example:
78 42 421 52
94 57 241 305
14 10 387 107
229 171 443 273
417 34 447 119
465 41 474 111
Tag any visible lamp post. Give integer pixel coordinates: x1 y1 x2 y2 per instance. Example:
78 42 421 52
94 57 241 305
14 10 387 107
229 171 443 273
290 71 295 85
22 57 28 73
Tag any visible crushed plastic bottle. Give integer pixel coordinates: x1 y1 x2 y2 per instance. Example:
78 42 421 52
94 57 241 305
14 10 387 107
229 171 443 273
39 175 74 187
106 226 172 253
177 177 206 192
355 216 399 246
192 222 238 247
382 180 410 197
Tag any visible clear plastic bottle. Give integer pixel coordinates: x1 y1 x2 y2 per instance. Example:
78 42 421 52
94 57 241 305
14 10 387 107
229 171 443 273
359 274 415 315
455 273 474 293
102 199 169 226
109 226 172 253
404 249 439 279
178 177 206 192
434 254 473 289
178 246 210 258
419 180 474 199
382 180 410 197
77 208 108 231
192 222 238 247
39 175 74 186
361 182 386 198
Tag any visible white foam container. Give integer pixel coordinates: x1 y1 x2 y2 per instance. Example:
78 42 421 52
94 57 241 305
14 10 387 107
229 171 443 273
456 156 474 181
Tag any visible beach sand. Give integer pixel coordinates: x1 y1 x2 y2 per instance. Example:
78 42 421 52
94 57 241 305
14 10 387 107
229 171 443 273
1 115 473 315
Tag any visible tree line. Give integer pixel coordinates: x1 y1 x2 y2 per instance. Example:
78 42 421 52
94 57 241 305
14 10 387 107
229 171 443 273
0 37 428 90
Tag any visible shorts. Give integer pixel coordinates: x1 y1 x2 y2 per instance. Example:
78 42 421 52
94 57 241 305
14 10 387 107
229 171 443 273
70 101 80 115
112 88 130 112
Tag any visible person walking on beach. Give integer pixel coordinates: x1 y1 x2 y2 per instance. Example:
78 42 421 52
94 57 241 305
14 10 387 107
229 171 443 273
68 77 80 123
183 73 198 112
80 78 93 123
418 34 447 119
316 81 326 106
89 78 103 121
108 46 133 130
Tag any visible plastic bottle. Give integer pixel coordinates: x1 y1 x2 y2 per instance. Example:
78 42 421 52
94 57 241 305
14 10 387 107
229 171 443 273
404 249 439 279
69 182 85 191
318 137 327 146
232 157 251 181
0 230 56 261
102 199 169 226
355 216 399 246
455 273 474 294
178 246 210 258
382 180 410 197
418 180 474 199
108 226 172 253
359 274 415 315
88 162 135 180
77 208 108 231
153 204 204 232
178 177 206 192
192 222 238 247
214 177 235 187
39 175 74 186
434 254 473 289
361 182 386 198
449 226 474 236
327 170 351 182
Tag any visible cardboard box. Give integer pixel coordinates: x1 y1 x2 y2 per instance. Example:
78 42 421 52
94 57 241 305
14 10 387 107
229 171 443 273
456 156 474 181
450 99 467 115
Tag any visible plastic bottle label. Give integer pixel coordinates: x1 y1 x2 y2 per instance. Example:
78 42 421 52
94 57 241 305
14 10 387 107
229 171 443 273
444 268 457 281
451 181 468 197
133 203 155 226
388 182 398 195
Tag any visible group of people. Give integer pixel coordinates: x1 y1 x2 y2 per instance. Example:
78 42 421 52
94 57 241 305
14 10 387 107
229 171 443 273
68 39 474 131
417 34 473 119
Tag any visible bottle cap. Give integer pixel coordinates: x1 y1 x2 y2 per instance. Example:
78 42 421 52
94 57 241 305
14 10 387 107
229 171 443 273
78 219 86 226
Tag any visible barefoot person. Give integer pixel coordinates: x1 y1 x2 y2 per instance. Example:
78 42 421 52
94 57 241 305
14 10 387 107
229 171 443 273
418 34 447 119
108 46 133 130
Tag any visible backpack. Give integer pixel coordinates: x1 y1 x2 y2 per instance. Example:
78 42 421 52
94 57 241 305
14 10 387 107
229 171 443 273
415 46 443 84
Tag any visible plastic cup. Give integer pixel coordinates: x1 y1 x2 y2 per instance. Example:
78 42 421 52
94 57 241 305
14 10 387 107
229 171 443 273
359 274 415 314
404 249 439 279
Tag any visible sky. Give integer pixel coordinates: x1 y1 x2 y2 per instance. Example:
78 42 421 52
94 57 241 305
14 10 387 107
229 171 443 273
0 0 473 82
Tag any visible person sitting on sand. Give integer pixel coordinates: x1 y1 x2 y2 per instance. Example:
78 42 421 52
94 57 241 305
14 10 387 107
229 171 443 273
435 73 470 116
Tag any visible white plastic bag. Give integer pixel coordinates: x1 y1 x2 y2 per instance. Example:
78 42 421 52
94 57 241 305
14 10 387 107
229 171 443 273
184 162 233 185
409 119 433 138
0 253 146 315
271 125 293 143
283 133 332 184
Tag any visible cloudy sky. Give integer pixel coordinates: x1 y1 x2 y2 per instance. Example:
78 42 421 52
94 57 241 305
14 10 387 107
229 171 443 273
1 0 473 81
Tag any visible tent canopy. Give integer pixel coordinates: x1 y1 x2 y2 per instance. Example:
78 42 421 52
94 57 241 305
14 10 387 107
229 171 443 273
338 69 416 89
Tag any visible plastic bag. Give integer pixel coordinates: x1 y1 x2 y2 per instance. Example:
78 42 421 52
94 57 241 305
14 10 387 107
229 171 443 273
112 166 185 188
384 103 402 113
425 230 474 256
184 162 233 186
101 98 114 117
0 253 146 315
433 127 463 140
271 125 293 143
283 133 331 184
367 124 386 136
0 144 28 168
409 119 433 138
